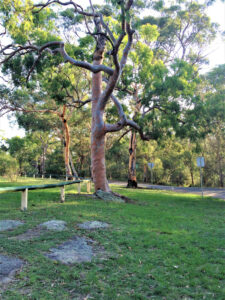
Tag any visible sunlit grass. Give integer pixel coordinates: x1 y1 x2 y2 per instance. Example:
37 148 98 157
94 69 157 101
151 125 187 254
0 178 224 299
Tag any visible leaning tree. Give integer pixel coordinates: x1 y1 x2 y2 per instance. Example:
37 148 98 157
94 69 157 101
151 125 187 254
0 0 149 193
0 63 91 179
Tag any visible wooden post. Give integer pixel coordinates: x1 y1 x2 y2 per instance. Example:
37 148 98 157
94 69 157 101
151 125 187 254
21 189 28 211
60 186 65 203
78 182 81 194
87 181 91 193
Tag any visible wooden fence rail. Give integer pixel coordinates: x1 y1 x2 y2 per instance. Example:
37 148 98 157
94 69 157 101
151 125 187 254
0 180 92 211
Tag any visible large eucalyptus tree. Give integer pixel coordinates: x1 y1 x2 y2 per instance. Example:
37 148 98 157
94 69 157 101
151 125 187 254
0 0 146 193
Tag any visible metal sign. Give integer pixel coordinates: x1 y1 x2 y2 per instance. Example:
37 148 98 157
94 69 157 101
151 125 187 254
197 157 205 168
148 163 154 169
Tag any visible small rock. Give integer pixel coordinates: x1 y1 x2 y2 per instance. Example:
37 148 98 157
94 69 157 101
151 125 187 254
0 220 24 232
96 190 125 203
45 236 93 264
78 221 109 230
39 220 67 231
0 254 24 284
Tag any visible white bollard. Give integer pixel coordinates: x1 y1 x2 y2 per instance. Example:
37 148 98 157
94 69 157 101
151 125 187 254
42 175 44 179
33 174 35 178
87 181 91 193
21 189 28 211
78 182 81 194
60 186 65 203
50 175 51 179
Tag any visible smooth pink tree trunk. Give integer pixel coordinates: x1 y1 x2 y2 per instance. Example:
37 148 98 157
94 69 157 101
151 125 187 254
91 50 110 192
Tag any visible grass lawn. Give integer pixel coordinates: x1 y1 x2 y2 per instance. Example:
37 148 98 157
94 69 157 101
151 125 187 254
0 177 224 299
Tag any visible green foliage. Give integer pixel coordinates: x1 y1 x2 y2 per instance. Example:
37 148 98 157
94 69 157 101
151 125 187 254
0 150 18 180
106 137 129 179
60 8 84 27
139 24 159 42
17 112 59 132
1 0 58 45
140 0 217 64
45 147 65 176
6 134 50 175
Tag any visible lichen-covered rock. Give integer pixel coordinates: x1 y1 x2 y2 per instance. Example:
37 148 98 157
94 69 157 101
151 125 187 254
95 190 125 203
0 220 24 232
39 220 67 231
45 236 93 264
78 221 109 230
0 254 24 284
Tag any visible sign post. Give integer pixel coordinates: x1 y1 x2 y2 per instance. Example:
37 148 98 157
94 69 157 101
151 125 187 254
148 163 155 184
197 157 205 200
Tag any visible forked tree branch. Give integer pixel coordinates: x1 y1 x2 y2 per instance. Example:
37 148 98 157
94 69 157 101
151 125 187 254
104 94 152 141
98 2 135 111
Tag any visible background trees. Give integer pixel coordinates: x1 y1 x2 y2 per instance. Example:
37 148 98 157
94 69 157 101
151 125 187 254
0 0 224 188
116 0 217 187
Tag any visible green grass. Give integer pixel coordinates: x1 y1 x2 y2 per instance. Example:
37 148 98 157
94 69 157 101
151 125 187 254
0 178 224 299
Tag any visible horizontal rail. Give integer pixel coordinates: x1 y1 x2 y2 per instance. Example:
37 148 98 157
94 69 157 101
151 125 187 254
0 180 82 194
0 179 92 211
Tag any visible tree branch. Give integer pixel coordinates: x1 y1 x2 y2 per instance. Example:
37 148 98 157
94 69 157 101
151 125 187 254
104 94 152 141
118 128 131 142
56 43 114 75
1 41 114 76
99 14 116 45
34 0 98 17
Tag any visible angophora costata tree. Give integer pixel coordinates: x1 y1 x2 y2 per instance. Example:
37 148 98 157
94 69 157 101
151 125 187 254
0 0 146 192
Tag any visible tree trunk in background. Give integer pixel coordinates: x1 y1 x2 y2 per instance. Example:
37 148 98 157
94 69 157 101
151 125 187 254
127 89 140 188
69 151 79 179
143 164 147 183
60 105 73 178
216 133 224 187
41 144 47 175
91 49 110 192
190 170 194 186
127 131 137 188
